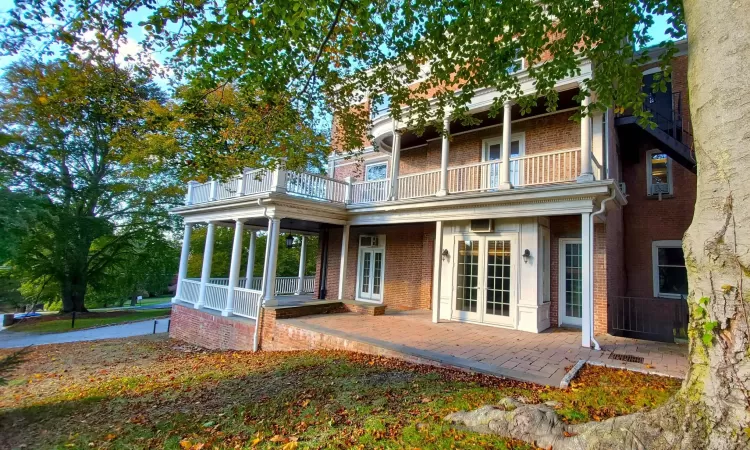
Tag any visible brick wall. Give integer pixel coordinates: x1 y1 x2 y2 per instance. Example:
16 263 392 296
330 110 580 182
548 215 608 335
169 303 256 351
621 145 696 299
317 223 435 310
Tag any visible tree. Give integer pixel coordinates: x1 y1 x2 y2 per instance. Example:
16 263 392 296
2 0 748 447
0 58 182 312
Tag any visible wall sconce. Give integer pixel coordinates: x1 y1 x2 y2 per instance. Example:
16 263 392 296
441 249 450 261
522 249 531 263
285 233 295 249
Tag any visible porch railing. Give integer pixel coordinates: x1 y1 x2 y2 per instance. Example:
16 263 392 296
184 148 592 207
181 279 201 304
205 276 315 295
233 287 262 319
286 172 349 203
608 295 689 343
516 148 581 186
203 283 229 311
397 170 441 199
351 178 391 203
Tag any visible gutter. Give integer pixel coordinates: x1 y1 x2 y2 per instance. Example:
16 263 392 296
588 188 617 351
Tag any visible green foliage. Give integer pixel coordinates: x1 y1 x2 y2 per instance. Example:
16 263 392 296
0 58 182 312
0 0 685 176
187 226 318 280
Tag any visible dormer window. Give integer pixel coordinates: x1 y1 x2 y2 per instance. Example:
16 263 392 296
646 150 673 196
370 94 391 119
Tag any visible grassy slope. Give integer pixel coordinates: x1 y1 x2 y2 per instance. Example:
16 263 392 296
7 309 171 334
0 336 680 449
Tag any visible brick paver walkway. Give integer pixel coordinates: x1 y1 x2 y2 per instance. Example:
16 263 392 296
285 309 688 386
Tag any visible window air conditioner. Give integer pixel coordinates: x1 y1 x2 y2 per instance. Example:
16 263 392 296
470 219 493 233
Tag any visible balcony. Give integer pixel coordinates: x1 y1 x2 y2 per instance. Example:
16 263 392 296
184 148 598 208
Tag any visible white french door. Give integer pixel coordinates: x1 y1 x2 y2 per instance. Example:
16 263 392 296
559 239 583 327
452 235 516 327
357 248 384 302
483 135 524 187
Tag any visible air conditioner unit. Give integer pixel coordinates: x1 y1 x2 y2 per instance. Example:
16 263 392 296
360 235 379 247
470 219 493 233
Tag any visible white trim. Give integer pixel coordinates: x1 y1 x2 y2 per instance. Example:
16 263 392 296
364 161 389 181
481 132 526 161
642 67 663 76
646 149 673 196
355 234 386 303
558 238 583 327
651 240 686 299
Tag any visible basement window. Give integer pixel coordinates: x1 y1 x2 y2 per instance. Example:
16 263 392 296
652 240 688 298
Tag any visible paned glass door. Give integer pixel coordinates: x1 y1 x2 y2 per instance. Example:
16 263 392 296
358 248 384 302
560 239 583 326
452 235 516 326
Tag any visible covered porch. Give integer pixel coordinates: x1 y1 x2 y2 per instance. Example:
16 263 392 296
279 309 688 386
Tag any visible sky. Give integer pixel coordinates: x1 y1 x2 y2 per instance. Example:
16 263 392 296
0 2 678 91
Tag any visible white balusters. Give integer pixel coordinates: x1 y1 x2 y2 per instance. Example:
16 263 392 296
397 170 441 199
203 283 229 311
350 179 391 203
515 148 581 186
232 287 262 319
180 279 201 304
286 172 348 203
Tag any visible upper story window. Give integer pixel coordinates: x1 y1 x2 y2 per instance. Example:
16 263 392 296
647 150 673 196
652 240 688 298
365 161 388 181
506 48 526 74
370 94 391 120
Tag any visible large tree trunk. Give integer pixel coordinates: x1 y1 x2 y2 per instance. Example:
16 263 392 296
448 1 750 448
60 271 89 313
679 0 750 445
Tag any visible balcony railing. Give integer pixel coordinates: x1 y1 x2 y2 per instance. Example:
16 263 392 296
204 276 315 295
183 148 592 207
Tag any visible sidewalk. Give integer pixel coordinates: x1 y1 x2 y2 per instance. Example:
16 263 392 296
0 318 171 348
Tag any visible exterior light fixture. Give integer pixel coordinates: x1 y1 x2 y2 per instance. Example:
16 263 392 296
522 249 531 263
442 249 450 261
285 234 295 249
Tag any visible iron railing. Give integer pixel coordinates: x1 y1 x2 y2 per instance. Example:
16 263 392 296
608 295 689 343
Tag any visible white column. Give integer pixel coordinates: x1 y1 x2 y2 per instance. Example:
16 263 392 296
437 116 450 196
432 221 444 323
577 91 594 183
390 128 402 200
223 219 245 316
262 217 281 306
174 223 193 303
197 221 217 309
581 212 592 347
344 176 353 204
245 230 257 288
270 165 288 193
295 234 308 295
209 180 219 200
499 100 513 189
185 181 198 205
338 224 350 300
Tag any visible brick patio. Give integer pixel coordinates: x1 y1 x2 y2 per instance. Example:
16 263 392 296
283 309 688 386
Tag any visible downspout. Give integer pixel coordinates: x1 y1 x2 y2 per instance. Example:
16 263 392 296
318 226 329 299
252 198 271 352
588 188 617 351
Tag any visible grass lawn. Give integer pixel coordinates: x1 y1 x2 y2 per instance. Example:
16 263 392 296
6 309 171 334
136 295 173 306
0 336 680 449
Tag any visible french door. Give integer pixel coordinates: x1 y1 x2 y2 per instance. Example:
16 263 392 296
559 239 583 326
452 235 516 327
484 138 523 187
357 248 384 302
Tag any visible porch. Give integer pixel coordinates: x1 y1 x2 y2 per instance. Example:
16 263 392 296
279 309 688 386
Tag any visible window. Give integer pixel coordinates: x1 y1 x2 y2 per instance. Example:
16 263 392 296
647 150 673 196
370 94 391 119
652 240 688 298
365 162 388 181
506 48 525 74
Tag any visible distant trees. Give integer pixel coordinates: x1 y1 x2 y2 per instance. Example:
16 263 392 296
0 58 182 312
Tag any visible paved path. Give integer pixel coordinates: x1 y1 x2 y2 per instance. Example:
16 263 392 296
285 310 688 386
0 318 171 349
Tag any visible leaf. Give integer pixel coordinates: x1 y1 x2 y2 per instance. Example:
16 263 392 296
179 440 192 449
281 441 298 450
270 435 286 443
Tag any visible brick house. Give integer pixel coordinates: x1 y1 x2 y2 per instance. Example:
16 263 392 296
169 40 695 353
